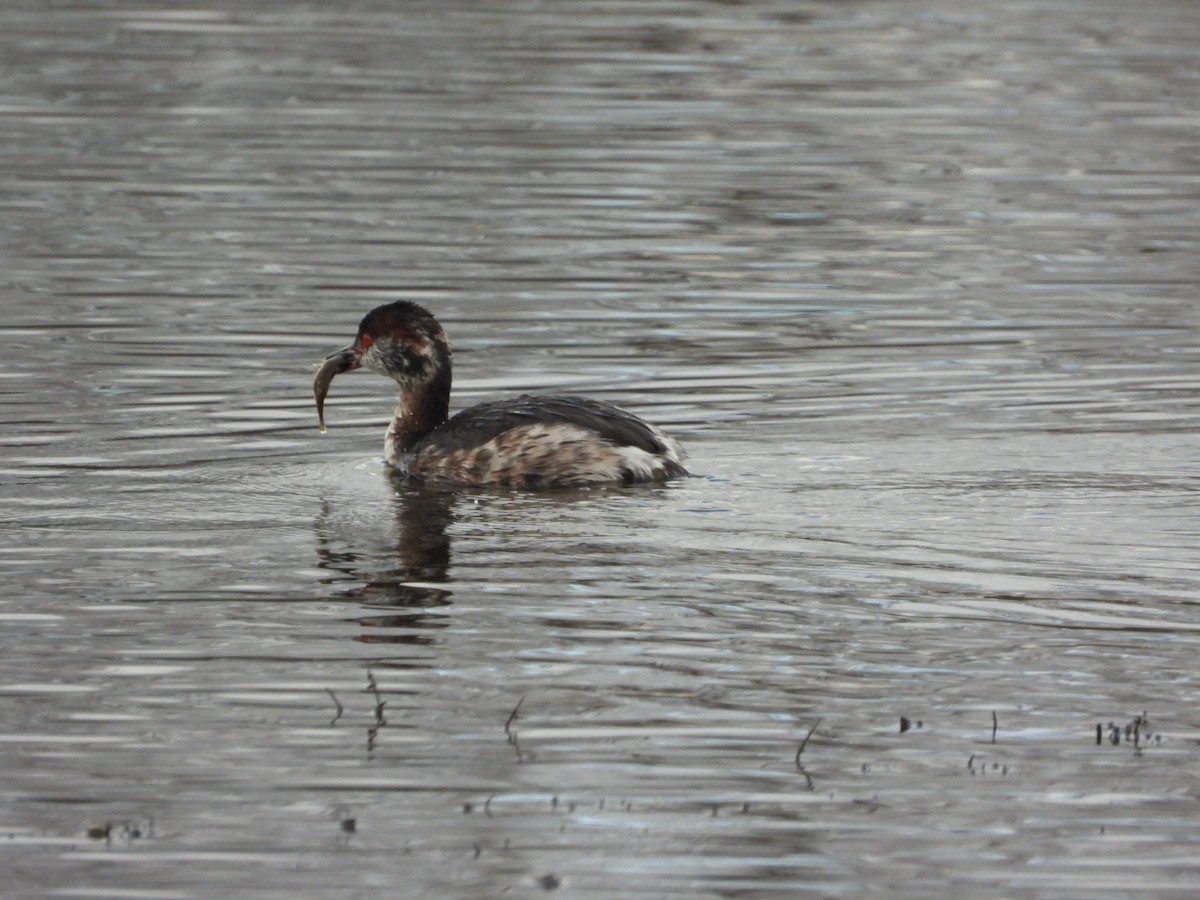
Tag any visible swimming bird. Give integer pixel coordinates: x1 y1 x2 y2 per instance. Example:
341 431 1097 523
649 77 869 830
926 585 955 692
314 301 687 487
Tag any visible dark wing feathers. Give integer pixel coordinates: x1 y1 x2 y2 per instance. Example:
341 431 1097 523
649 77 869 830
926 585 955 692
426 395 672 455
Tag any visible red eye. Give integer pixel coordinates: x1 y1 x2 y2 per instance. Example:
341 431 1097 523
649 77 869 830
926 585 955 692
360 334 373 349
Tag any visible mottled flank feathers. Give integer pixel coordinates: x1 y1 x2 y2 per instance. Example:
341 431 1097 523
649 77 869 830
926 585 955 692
399 397 688 487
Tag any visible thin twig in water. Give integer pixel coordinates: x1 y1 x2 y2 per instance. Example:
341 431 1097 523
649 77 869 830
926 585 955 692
795 718 821 768
504 695 525 743
991 710 998 744
367 670 386 726
325 688 344 727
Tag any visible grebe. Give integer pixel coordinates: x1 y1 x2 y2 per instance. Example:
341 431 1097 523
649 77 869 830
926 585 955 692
314 301 688 487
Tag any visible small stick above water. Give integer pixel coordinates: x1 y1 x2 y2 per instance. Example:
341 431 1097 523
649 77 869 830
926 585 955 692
505 695 525 742
326 688 344 727
795 718 821 768
367 670 386 726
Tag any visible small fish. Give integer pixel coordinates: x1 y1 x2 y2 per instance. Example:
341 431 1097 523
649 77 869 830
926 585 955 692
313 347 358 432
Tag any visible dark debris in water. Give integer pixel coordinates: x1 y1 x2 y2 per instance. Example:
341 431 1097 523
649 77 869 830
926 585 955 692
1097 711 1160 754
967 754 1011 777
85 817 154 844
536 873 562 891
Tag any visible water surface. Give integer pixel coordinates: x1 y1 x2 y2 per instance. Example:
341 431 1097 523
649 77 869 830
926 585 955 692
2 0 1199 897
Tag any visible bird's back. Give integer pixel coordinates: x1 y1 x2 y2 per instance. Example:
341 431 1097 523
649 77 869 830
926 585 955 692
396 394 688 487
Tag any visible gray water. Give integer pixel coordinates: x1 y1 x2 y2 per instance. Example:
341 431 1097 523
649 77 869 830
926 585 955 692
3 0 1200 897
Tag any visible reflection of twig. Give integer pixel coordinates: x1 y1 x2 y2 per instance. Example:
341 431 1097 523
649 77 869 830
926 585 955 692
991 710 998 744
326 689 344 727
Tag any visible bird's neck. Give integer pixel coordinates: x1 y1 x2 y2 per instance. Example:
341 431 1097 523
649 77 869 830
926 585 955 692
384 376 451 460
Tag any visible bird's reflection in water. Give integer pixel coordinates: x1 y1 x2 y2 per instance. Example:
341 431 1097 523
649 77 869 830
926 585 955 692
314 478 458 644
316 478 676 644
